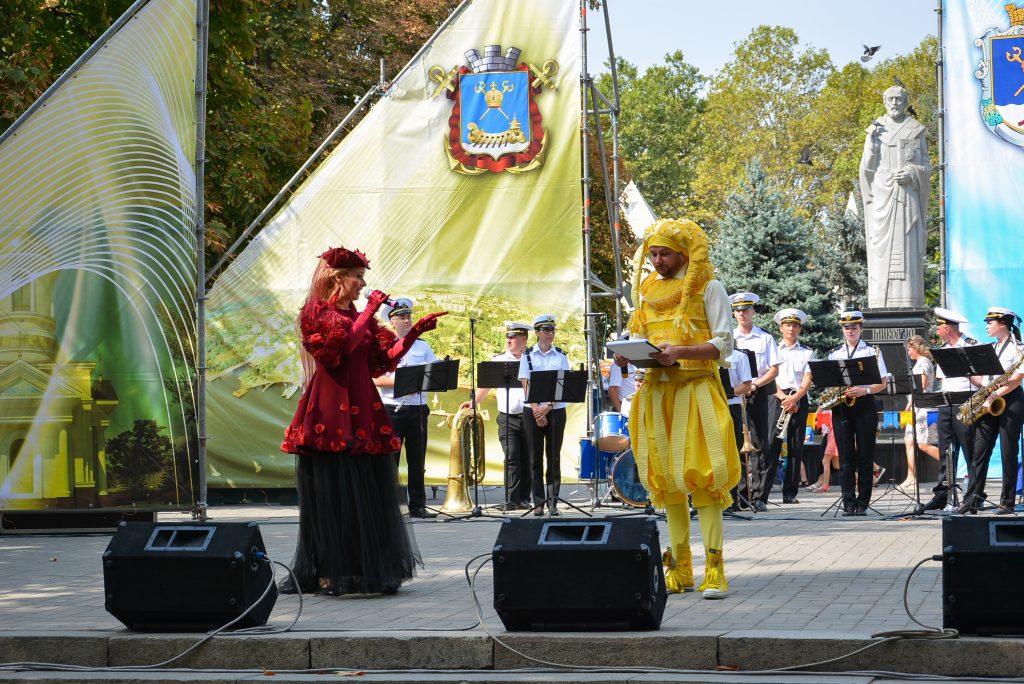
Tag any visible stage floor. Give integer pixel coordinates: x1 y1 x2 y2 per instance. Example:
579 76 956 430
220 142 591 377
1 482 1020 680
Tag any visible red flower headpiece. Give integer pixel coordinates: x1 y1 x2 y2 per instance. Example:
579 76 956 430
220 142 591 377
318 246 370 269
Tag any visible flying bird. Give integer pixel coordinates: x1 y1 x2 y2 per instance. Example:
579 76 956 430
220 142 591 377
907 104 919 118
893 75 906 88
861 44 881 63
798 145 813 166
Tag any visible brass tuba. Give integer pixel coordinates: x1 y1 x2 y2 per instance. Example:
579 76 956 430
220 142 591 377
439 408 486 513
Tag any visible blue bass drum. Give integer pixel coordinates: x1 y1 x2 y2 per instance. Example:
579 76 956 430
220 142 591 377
578 437 612 480
610 449 650 509
595 412 630 452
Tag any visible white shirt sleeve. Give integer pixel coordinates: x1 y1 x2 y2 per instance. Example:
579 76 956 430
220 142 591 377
764 334 782 368
608 363 623 388
423 342 438 364
518 354 530 382
703 279 734 362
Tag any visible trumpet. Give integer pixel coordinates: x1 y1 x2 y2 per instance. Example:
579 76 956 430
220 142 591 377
739 395 757 454
775 408 792 440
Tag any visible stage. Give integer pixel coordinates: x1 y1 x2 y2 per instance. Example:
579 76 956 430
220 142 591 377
1 487 1023 682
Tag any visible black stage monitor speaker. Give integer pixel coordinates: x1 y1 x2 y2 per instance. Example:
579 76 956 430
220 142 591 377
491 516 666 631
943 516 1024 635
102 521 277 631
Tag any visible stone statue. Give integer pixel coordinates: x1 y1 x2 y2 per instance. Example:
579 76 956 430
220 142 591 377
858 85 930 309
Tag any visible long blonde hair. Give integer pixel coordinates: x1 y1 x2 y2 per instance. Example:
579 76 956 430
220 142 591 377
906 334 932 360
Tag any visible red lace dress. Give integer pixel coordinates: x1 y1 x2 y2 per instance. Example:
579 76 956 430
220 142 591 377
281 298 402 456
278 297 422 595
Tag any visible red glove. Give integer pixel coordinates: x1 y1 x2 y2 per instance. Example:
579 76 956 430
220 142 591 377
364 290 390 315
411 311 448 335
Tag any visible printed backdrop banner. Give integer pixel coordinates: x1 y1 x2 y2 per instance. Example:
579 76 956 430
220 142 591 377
943 0 1024 478
206 0 584 489
0 0 199 510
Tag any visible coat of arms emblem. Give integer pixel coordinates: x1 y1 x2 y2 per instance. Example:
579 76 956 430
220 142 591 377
430 45 558 174
976 3 1024 147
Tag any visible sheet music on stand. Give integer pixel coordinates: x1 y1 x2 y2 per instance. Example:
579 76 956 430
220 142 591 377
526 369 588 405
931 345 1003 380
477 361 521 390
808 357 882 390
393 358 460 398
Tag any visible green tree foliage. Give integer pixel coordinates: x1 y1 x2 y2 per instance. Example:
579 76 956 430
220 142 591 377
106 419 175 499
597 53 706 220
690 26 832 230
712 162 834 352
814 193 867 313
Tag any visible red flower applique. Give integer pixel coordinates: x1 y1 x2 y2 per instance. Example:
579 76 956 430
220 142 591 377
372 401 382 411
350 405 360 415
339 403 350 412
336 428 344 436
330 441 340 451
314 424 325 434
306 402 315 413
308 333 324 344
380 425 393 435
356 428 367 439
366 441 380 454
389 436 402 450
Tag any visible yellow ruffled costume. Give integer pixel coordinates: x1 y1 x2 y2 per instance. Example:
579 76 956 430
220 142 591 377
627 218 740 598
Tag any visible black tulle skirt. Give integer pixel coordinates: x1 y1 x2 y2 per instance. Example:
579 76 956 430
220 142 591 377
279 449 421 595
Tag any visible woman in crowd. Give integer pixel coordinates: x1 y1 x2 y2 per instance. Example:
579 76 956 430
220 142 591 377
899 335 939 491
280 245 445 595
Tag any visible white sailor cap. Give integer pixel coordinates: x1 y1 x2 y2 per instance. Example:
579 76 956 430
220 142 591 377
534 314 557 329
933 307 967 326
839 310 865 325
381 297 414 320
984 306 1019 322
729 292 760 310
504 320 531 337
774 308 808 326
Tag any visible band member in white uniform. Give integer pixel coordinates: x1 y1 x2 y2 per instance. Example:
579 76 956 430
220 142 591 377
764 309 815 505
374 297 438 518
462 321 532 510
722 347 753 512
827 310 888 516
519 314 571 516
731 292 781 513
608 351 638 416
917 307 978 513
961 307 1024 515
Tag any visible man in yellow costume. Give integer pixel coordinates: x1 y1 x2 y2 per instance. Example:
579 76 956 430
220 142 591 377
628 218 741 599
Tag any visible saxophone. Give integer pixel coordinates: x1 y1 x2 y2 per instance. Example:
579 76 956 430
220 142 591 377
957 352 1024 425
818 386 855 410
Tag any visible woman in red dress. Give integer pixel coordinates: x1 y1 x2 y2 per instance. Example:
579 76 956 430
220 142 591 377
280 246 445 595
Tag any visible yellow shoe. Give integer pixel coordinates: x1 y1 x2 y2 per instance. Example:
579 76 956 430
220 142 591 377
699 548 728 599
662 545 694 593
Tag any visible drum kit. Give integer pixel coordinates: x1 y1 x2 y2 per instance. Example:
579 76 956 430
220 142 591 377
577 411 650 509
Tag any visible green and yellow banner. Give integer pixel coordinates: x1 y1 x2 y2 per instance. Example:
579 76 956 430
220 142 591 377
206 0 584 489
0 0 198 510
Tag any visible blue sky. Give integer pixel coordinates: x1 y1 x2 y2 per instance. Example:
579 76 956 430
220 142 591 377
586 0 938 77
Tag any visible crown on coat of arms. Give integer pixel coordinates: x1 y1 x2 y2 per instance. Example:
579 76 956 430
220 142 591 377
1006 3 1024 26
464 45 521 73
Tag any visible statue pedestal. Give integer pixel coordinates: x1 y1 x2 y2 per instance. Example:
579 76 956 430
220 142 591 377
861 308 927 343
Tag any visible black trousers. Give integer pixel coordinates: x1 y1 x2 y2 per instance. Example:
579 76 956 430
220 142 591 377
764 393 809 501
728 403 753 505
386 404 430 513
965 389 1024 509
497 411 531 504
932 404 975 506
523 407 566 502
834 397 879 510
746 386 773 500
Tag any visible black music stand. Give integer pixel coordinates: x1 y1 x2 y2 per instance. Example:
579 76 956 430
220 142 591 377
870 343 918 512
913 389 973 513
478 360 522 509
523 369 592 517
809 357 883 517
925 346 1004 514
395 358 459 518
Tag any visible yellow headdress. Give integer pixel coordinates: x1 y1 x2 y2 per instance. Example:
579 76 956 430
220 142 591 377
629 218 713 336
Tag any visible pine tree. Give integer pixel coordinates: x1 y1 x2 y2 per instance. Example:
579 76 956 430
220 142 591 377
814 193 868 314
711 161 834 353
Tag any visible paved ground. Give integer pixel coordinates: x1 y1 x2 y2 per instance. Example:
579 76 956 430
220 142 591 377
0 481 949 637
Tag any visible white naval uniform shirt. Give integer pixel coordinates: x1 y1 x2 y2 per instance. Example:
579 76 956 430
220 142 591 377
734 325 781 378
826 339 889 391
491 349 526 415
725 348 753 406
608 362 637 402
776 340 815 392
518 344 571 410
935 334 978 393
379 338 438 407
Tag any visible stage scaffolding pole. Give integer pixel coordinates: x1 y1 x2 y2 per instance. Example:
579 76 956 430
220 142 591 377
580 0 598 428
936 0 948 307
193 0 211 519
